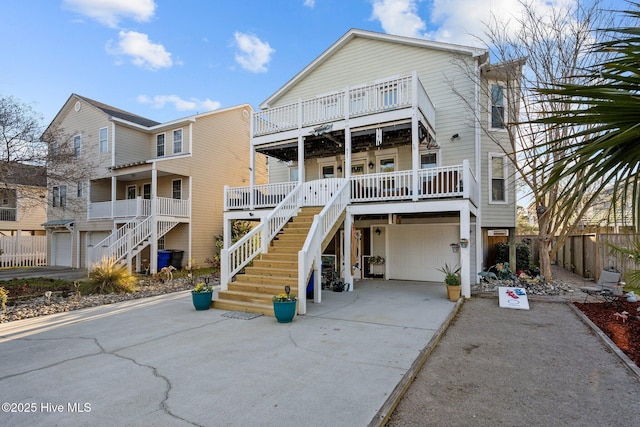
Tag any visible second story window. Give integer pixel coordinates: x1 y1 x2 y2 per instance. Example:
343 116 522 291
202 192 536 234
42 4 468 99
51 141 59 157
77 181 83 198
172 179 182 199
73 135 81 158
156 134 165 157
490 84 506 129
99 127 108 153
489 153 507 203
420 152 438 169
53 185 67 207
173 129 182 154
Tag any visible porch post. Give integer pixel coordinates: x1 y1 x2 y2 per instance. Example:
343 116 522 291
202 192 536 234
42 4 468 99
344 86 351 181
411 70 419 201
111 176 116 218
249 148 255 210
150 164 158 274
297 98 305 185
344 213 354 290
221 217 231 291
460 204 471 298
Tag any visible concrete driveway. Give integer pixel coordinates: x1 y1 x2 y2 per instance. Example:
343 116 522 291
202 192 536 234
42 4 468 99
0 280 456 427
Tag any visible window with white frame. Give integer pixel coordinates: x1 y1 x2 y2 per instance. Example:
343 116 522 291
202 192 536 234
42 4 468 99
321 165 335 179
127 185 136 199
289 166 299 182
99 127 108 153
158 235 165 250
143 183 151 199
420 151 438 169
156 133 165 157
489 153 507 203
173 129 182 154
490 83 506 129
77 181 83 198
73 135 81 158
53 185 67 207
172 179 182 199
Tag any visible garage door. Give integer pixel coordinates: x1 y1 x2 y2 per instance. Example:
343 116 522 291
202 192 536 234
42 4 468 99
53 232 72 267
388 225 459 281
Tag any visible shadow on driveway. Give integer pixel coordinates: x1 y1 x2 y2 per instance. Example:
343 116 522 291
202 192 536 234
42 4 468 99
0 266 88 281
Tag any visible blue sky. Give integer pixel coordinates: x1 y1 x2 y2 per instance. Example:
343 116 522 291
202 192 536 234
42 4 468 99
0 0 614 126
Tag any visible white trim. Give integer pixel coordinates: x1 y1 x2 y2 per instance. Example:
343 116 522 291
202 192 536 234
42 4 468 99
316 158 337 179
488 81 508 131
488 152 508 204
156 133 166 157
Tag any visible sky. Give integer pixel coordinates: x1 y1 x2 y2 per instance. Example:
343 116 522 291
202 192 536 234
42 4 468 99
0 0 616 127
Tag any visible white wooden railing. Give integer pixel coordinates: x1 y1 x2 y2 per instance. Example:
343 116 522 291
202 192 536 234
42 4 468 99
224 182 298 211
297 180 350 314
88 197 188 220
220 183 304 289
253 73 434 137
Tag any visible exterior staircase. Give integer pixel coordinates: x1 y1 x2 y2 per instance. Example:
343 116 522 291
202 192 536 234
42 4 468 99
212 207 322 316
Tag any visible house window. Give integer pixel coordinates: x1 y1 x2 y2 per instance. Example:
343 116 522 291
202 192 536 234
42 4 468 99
77 181 83 198
289 167 299 182
172 179 182 199
156 134 165 157
379 158 395 173
127 185 136 199
99 127 108 153
51 141 59 156
321 165 335 179
73 135 81 158
158 235 165 250
490 84 506 129
489 153 507 203
420 152 438 169
53 185 67 207
351 164 365 175
173 129 182 154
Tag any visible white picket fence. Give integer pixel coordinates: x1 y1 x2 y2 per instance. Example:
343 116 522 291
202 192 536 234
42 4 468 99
0 235 47 267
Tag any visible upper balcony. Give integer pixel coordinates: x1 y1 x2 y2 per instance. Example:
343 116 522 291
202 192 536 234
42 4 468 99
88 197 191 221
252 72 435 146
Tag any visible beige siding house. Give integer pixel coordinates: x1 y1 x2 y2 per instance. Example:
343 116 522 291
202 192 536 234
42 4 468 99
218 29 520 316
0 162 47 237
43 94 263 272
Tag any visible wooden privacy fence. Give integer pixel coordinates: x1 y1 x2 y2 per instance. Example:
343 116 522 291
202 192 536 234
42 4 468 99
519 233 640 281
0 235 47 267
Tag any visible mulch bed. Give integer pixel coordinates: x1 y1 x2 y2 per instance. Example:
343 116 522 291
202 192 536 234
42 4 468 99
574 300 640 368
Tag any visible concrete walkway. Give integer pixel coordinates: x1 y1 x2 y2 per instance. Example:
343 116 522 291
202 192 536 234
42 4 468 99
0 280 456 427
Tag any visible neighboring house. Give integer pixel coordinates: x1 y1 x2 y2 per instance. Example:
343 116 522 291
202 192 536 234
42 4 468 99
0 162 47 236
218 29 519 315
42 94 263 272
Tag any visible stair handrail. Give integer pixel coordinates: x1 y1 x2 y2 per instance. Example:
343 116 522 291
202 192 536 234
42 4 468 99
297 179 350 315
88 216 141 265
221 182 304 290
109 216 153 263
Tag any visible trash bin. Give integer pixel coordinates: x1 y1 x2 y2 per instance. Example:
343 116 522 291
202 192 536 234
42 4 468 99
169 250 184 270
158 250 171 269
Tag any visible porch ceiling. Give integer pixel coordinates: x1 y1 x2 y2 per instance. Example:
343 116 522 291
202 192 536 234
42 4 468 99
256 122 431 162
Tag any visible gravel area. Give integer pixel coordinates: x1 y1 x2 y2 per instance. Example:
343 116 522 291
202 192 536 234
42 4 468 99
0 276 219 323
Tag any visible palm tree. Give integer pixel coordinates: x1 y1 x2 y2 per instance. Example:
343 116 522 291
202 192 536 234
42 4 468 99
535 4 640 229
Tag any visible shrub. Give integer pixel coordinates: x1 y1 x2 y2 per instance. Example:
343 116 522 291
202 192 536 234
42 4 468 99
0 286 7 311
84 257 138 294
495 242 531 271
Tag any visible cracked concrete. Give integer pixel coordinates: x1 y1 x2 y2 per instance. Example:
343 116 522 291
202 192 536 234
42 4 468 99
0 280 455 426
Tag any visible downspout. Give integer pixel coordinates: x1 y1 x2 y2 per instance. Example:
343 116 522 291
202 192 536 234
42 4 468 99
475 53 490 281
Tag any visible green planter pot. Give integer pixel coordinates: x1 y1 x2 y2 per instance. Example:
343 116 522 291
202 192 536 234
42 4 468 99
273 300 297 323
192 291 213 310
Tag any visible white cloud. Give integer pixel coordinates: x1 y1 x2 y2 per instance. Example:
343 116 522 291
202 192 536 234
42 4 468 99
107 30 172 71
304 0 315 7
370 0 426 38
370 0 576 47
63 0 156 28
138 95 221 112
233 32 275 73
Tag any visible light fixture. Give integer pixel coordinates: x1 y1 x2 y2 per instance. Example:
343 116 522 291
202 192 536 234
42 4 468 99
368 161 374 170
451 133 460 140
375 228 381 235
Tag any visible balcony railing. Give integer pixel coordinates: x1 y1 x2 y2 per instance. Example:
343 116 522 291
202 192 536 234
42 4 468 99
252 73 434 137
88 197 190 220
224 162 477 211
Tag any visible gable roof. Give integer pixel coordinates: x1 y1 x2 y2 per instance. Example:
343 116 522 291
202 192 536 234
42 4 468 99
0 162 46 187
74 94 160 127
260 28 488 109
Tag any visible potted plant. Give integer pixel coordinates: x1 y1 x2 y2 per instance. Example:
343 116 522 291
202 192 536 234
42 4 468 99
438 263 461 301
192 281 213 310
272 286 297 323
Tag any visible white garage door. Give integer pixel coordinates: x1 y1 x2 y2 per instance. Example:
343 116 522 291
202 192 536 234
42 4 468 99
53 232 72 267
388 225 459 281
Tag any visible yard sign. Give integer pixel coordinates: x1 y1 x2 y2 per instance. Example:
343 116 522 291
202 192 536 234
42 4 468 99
498 287 530 310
